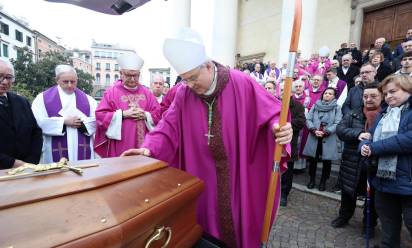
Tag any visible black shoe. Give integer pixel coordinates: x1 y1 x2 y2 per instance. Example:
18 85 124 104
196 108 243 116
318 181 326 191
280 197 287 207
307 180 315 189
331 217 349 228
331 183 341 193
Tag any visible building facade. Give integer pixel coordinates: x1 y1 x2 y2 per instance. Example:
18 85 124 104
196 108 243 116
91 40 135 98
33 30 65 62
70 49 93 75
0 10 35 60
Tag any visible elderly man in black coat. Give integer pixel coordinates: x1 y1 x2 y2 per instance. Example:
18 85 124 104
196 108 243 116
331 84 381 237
0 59 43 169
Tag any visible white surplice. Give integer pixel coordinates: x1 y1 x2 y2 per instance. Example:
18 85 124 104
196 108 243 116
32 86 97 163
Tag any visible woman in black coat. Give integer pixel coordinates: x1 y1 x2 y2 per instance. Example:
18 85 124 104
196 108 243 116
331 85 381 235
371 51 393 82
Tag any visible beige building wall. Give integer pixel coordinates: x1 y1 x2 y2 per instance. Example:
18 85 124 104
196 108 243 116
312 0 352 56
237 0 283 62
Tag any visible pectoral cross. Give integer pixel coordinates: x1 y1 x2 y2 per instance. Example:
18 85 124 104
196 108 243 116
205 132 214 145
52 142 68 159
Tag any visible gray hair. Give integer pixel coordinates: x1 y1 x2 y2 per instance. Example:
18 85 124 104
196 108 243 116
55 64 77 79
0 58 15 76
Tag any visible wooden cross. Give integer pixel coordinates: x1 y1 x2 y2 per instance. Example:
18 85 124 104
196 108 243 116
52 142 68 159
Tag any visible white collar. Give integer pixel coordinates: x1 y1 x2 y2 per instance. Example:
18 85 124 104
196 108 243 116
203 64 218 96
57 85 75 97
0 93 7 97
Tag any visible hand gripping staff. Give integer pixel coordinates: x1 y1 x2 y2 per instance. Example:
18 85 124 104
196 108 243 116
260 0 302 246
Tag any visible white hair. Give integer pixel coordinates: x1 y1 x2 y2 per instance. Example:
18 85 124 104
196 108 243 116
342 54 352 60
0 58 15 76
55 64 77 78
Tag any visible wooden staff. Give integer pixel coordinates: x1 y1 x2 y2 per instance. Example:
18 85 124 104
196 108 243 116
260 0 302 246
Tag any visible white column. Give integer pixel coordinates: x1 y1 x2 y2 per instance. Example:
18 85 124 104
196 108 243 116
278 0 318 64
168 0 191 85
211 0 238 67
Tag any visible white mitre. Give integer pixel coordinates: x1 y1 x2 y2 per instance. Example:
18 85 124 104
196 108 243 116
117 52 144 70
163 27 207 75
319 46 330 57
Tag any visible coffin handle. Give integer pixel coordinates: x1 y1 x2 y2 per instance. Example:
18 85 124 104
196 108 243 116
145 226 172 248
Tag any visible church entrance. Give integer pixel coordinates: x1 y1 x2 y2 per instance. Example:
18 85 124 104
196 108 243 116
360 0 412 50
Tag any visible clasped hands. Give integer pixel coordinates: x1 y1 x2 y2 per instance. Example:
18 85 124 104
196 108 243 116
358 132 372 157
123 106 146 120
64 116 83 128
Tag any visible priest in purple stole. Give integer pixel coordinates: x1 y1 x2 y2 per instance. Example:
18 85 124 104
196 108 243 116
122 28 293 248
32 65 97 163
322 68 348 106
94 53 160 158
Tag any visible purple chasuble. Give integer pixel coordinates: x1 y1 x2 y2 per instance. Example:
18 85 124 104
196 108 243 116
43 86 91 162
142 63 289 248
322 79 346 99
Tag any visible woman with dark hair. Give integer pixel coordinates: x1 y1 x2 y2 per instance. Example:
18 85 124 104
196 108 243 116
303 87 342 191
371 51 393 82
360 74 412 248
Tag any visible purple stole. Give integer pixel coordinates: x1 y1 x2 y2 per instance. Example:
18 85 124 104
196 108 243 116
253 71 263 79
265 67 280 80
43 86 91 162
322 79 346 99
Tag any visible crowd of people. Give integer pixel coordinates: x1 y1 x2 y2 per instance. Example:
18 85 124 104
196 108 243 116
1 26 412 247
247 29 412 248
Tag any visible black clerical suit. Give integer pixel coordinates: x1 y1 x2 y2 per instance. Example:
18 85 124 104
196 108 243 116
0 92 43 169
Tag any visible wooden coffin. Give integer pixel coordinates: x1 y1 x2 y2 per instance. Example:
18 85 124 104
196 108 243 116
0 156 204 248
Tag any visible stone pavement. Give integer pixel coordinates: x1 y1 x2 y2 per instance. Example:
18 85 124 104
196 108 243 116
268 187 412 248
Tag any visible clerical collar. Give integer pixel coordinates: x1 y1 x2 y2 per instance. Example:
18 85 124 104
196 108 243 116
203 64 218 96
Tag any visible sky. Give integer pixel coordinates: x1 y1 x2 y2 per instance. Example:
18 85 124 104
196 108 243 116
0 0 213 83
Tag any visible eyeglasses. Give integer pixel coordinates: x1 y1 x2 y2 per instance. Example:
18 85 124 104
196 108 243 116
182 67 202 84
0 74 15 82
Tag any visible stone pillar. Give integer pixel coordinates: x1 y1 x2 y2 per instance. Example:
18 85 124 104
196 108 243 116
211 0 239 67
278 0 318 63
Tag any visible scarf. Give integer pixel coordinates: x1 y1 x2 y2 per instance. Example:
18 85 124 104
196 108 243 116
363 106 381 130
313 99 338 126
373 105 404 180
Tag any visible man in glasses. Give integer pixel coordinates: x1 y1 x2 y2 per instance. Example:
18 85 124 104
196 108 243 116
0 58 42 169
342 63 377 115
121 27 293 247
94 53 160 157
32 65 97 163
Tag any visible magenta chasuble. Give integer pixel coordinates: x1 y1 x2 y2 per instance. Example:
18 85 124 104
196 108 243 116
94 81 160 157
142 65 288 248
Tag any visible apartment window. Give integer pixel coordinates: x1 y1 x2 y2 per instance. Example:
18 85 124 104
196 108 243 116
2 44 9 57
114 74 119 81
115 64 119 71
106 63 110 71
15 30 23 42
105 74 110 85
96 62 101 70
26 36 32 47
17 49 23 59
96 73 100 84
0 22 9 35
